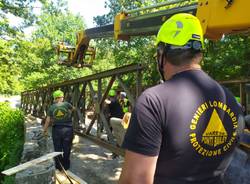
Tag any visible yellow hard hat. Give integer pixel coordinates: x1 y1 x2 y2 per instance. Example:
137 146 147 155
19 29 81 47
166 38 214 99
156 13 204 49
53 90 64 99
108 89 116 97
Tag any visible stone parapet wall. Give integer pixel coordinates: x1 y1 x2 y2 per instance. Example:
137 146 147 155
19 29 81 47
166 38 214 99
15 115 55 184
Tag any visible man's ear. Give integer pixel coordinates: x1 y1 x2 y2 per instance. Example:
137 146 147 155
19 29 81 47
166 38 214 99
192 52 203 64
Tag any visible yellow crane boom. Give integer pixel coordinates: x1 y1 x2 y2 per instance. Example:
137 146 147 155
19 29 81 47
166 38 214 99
56 0 250 67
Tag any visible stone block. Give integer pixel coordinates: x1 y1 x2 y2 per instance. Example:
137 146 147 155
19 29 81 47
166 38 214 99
15 116 55 184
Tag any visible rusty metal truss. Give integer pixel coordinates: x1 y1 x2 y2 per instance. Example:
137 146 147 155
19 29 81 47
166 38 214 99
220 79 250 114
21 64 143 156
21 66 250 155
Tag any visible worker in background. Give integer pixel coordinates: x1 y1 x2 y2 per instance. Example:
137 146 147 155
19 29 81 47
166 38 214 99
103 89 124 135
106 90 132 146
119 92 130 113
234 96 245 113
43 90 74 171
235 96 241 104
119 13 244 184
105 89 124 159
107 89 124 120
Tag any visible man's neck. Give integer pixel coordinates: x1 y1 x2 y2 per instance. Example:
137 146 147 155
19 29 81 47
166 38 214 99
55 98 64 103
165 63 201 80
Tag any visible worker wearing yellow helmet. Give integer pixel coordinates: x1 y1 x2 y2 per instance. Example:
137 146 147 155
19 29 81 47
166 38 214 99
43 89 75 171
108 89 116 97
108 89 124 119
119 13 244 184
155 13 204 81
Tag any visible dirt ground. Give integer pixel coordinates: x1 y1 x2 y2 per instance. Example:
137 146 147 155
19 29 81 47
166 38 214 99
70 135 123 184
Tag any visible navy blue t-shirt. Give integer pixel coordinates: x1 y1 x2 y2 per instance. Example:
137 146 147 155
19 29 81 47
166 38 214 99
109 98 124 119
122 70 243 184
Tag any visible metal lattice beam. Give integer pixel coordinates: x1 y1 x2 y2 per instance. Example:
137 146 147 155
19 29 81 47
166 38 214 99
21 64 144 155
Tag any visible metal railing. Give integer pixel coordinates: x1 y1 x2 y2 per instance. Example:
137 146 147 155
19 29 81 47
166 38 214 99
21 64 143 156
21 67 250 155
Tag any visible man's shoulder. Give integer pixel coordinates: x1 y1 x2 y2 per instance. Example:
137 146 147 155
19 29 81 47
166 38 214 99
143 83 166 94
62 101 70 104
141 82 173 99
137 84 167 106
49 103 56 110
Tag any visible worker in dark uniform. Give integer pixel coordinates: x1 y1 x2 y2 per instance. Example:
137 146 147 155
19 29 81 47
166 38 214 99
119 13 244 184
108 89 124 119
106 89 124 159
43 90 74 171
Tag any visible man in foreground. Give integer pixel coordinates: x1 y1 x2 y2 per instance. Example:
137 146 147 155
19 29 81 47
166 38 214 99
43 90 74 171
119 13 244 184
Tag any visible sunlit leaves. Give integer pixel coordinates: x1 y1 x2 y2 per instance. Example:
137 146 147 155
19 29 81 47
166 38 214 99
0 103 24 183
203 35 250 81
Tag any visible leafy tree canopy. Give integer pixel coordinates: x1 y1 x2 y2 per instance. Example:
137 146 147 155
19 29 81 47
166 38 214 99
0 0 250 95
0 0 47 37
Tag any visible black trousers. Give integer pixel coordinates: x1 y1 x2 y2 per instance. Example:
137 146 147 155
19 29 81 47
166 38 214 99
52 126 73 170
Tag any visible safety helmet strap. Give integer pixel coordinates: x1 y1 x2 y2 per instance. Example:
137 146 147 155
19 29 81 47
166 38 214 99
157 43 168 81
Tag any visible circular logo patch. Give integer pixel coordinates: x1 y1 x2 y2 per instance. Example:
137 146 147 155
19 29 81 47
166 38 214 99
189 100 238 157
53 107 68 120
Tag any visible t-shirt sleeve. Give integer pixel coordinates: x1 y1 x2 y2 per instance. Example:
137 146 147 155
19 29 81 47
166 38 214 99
66 102 73 110
122 91 163 156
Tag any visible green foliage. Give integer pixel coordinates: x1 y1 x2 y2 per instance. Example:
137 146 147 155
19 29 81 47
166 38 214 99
7 0 93 91
93 0 168 87
1 0 36 20
203 35 250 81
34 3 86 45
94 0 250 88
0 103 24 183
0 39 23 94
0 0 250 94
0 0 45 37
0 0 95 93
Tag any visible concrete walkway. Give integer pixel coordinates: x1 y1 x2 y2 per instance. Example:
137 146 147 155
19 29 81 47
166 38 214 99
69 136 123 184
69 135 250 184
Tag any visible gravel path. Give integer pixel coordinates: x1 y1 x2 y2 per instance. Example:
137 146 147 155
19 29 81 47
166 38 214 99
70 135 123 184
